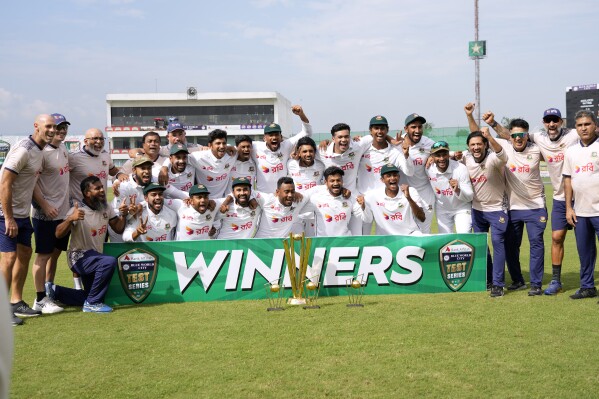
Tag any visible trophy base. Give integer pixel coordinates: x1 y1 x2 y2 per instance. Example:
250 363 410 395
303 305 320 310
346 303 364 308
267 307 285 312
287 297 307 305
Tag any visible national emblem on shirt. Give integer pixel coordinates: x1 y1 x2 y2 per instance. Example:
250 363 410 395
165 223 171 230
348 152 355 159
206 214 212 220
249 166 255 172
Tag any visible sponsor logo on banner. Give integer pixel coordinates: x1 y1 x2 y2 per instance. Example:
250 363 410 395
117 248 159 303
439 239 474 292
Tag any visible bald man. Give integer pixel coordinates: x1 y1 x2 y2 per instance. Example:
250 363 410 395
67 128 126 288
1 114 55 325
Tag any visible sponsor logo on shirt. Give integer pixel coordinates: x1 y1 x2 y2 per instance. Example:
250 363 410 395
185 226 210 235
91 225 107 237
231 222 253 231
324 213 346 222
509 164 530 173
59 164 70 175
470 175 488 184
271 215 293 223
383 212 403 221
413 158 424 166
575 163 594 173
546 153 564 163
341 162 354 170
296 181 316 190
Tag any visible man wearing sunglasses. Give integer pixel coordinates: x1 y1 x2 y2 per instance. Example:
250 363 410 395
483 108 579 295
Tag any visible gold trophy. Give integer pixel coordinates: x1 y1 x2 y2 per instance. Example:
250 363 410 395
283 233 312 305
346 274 365 307
301 277 321 309
264 277 285 311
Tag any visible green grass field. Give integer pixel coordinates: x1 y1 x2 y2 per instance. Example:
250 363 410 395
9 186 599 398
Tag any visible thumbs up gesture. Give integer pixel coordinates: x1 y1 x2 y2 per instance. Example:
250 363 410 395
70 201 85 222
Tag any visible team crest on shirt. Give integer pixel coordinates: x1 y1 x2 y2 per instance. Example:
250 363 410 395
383 157 389 162
103 212 108 219
419 148 425 153
348 152 355 159
187 172 192 177
102 161 107 166
225 163 230 169
277 152 283 158
313 171 320 176
592 152 597 158
165 223 171 230
527 155 532 160
342 201 349 208
539 216 547 223
249 166 255 172
250 210 256 217
498 216 506 223
206 214 212 220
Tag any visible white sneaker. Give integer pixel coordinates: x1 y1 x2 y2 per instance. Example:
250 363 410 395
33 296 64 314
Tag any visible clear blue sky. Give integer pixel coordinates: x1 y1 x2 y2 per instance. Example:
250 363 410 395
1 0 597 135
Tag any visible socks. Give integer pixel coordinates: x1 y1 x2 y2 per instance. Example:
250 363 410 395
74 277 83 290
552 265 561 282
36 291 46 302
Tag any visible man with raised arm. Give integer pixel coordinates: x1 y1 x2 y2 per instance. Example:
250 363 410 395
122 183 177 242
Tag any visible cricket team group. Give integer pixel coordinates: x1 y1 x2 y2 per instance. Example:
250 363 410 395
2 103 599 326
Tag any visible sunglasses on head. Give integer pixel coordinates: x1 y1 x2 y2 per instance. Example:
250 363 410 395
432 141 449 149
510 132 527 139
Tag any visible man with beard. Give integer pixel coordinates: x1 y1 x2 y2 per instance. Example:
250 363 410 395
401 113 436 234
229 135 256 191
158 121 201 157
462 128 509 297
253 105 312 192
1 114 55 325
363 164 425 235
302 166 372 237
164 184 219 240
123 183 177 242
214 177 260 239
30 113 72 314
254 177 311 238
426 141 474 234
163 144 196 199
480 107 579 295
46 176 128 313
287 137 324 235
563 110 599 300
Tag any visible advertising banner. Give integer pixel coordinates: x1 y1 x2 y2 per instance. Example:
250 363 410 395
104 233 488 305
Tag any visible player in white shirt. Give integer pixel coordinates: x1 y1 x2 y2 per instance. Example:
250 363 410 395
401 113 437 234
120 131 167 177
214 177 261 239
164 184 219 241
302 166 372 237
427 141 473 234
229 135 257 191
123 183 178 242
162 143 196 199
363 164 425 236
461 127 509 297
482 107 578 295
287 136 324 236
253 105 312 192
563 110 599 300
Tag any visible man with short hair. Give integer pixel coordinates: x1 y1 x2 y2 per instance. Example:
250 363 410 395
302 166 372 237
229 135 256 191
1 114 55 325
164 184 219 240
363 164 425 235
401 113 436 234
46 176 128 313
158 121 201 157
563 110 599 300
482 107 578 295
30 113 72 314
163 143 196 199
122 183 177 242
121 131 167 177
427 141 473 234
253 105 312 192
214 177 261 239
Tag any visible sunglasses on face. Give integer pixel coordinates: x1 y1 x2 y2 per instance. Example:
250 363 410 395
510 133 527 139
543 117 560 124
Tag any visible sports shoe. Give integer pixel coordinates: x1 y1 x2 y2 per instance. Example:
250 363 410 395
12 314 23 326
490 285 504 297
544 280 562 295
82 301 113 313
33 296 64 314
507 281 527 291
569 287 597 300
528 286 542 296
12 301 41 318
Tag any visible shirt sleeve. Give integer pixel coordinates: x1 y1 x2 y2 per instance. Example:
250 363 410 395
454 165 474 202
2 147 29 174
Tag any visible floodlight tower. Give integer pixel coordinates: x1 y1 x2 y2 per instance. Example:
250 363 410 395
469 0 486 125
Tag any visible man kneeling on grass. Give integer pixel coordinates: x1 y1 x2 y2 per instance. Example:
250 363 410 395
46 176 128 313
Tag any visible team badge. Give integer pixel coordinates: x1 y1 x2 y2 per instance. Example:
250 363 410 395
427 205 433 211
103 212 108 219
383 157 389 162
187 172 192 177
102 161 107 166
313 171 320 176
439 239 475 292
527 155 532 160
249 166 255 172
251 210 256 217
540 216 547 223
117 248 159 304
277 152 283 158
206 214 212 220
165 223 171 230
342 202 349 208
225 163 230 169
348 152 355 158
499 216 506 223
592 152 597 158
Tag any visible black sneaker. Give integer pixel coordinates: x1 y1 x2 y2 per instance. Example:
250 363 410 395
507 281 527 291
570 287 597 299
528 286 542 296
490 285 504 297
12 313 23 326
12 301 41 318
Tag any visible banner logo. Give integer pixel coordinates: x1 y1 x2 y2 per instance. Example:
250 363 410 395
439 239 474 292
117 248 159 303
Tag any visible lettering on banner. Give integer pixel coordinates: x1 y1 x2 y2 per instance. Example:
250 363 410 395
117 248 158 303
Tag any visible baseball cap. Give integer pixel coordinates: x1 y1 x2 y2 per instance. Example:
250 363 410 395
132 156 153 168
543 108 562 120
169 143 189 155
430 141 450 154
142 183 166 195
405 113 427 126
380 163 399 177
51 113 70 125
264 123 282 134
189 184 210 196
369 115 389 126
231 177 252 188
167 122 185 133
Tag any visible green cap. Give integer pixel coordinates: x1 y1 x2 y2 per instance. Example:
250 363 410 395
132 156 153 168
189 184 210 196
430 140 450 154
369 115 388 126
264 123 282 134
405 113 426 126
231 177 252 188
169 143 189 156
380 163 399 177
142 183 166 196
